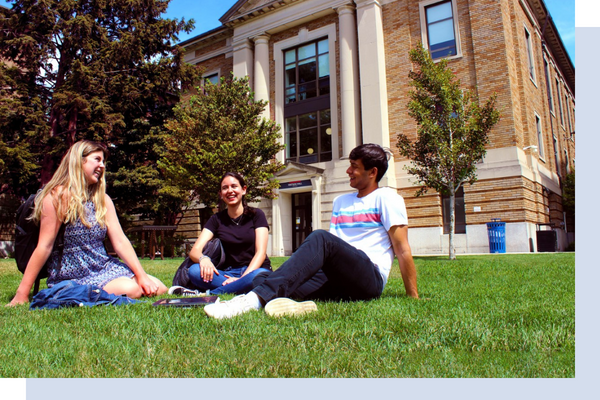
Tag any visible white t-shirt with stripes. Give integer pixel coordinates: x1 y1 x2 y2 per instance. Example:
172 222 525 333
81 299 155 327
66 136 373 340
329 187 408 287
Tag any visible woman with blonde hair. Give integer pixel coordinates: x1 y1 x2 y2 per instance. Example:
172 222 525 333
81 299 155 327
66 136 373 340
8 140 167 306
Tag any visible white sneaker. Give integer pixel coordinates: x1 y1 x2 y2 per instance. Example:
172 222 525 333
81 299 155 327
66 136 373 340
204 294 259 319
168 286 208 297
264 297 317 317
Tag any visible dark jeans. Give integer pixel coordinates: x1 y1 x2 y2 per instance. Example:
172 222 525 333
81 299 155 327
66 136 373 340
188 264 270 295
252 229 384 303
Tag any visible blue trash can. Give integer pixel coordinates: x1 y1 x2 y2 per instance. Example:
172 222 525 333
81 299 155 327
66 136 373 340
486 218 506 253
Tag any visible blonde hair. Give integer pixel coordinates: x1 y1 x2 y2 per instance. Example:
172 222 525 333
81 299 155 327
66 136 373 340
33 140 109 228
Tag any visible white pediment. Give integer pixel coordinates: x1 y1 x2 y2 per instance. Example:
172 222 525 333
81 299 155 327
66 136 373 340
239 0 274 14
220 0 300 26
276 161 324 179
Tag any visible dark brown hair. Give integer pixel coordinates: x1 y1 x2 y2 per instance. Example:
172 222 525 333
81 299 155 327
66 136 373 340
220 172 255 216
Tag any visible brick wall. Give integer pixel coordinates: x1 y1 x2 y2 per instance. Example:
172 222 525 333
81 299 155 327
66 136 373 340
197 53 233 79
381 0 573 230
182 0 574 235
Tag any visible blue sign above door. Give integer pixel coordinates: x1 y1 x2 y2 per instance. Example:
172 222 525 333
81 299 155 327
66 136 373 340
280 179 312 189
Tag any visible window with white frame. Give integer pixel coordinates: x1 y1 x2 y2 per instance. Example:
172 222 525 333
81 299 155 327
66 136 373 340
564 149 570 173
524 27 536 82
535 113 545 159
570 105 575 134
283 38 332 164
204 72 219 85
420 0 461 60
555 78 564 126
565 94 573 134
544 59 554 114
553 135 560 176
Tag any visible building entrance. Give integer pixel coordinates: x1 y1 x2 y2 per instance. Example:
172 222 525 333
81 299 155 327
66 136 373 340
292 192 312 252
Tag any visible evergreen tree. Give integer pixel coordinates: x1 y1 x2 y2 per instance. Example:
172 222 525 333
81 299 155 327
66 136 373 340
562 169 575 238
160 75 285 218
398 45 500 260
0 0 202 224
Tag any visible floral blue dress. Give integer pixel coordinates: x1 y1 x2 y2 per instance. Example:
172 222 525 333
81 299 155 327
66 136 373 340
46 202 134 288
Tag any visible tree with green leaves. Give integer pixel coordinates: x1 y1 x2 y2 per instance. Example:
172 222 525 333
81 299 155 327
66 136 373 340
562 170 574 217
0 0 202 225
562 169 575 243
397 45 500 260
159 75 285 220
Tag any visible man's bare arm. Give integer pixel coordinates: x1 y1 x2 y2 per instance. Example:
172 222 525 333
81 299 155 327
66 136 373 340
388 225 419 298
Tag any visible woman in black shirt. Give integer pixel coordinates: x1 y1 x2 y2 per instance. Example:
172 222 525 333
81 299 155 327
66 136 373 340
187 172 272 294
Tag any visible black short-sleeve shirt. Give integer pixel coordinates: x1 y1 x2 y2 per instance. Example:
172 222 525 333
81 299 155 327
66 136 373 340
203 208 272 270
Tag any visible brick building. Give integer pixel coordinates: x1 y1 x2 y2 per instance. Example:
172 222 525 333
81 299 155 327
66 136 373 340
179 0 575 255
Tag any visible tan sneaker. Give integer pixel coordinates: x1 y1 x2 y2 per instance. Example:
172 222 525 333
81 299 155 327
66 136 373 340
264 297 317 317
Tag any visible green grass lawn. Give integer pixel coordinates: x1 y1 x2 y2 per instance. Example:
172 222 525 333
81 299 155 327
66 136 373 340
0 253 574 378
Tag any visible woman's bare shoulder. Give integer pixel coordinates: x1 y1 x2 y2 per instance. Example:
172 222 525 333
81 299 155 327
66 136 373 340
104 193 115 206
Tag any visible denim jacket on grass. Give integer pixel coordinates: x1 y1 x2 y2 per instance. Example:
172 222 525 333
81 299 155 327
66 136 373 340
29 280 142 310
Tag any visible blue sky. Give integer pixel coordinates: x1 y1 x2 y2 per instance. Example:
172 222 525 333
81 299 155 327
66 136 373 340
0 0 575 64
164 0 575 65
544 0 575 64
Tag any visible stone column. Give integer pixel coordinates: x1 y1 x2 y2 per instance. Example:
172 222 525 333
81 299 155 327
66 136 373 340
271 195 285 256
311 175 323 230
337 4 362 158
232 38 253 85
253 34 271 119
355 0 396 187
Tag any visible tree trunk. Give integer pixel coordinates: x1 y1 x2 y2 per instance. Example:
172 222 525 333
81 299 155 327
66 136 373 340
449 190 456 260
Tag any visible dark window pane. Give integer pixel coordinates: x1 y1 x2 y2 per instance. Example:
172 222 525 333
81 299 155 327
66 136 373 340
298 82 317 100
320 124 332 155
320 109 331 124
319 152 332 162
299 154 318 164
285 117 296 160
299 112 317 129
286 134 297 160
430 39 457 59
319 77 330 95
285 117 296 132
298 59 317 83
285 87 296 104
299 128 318 156
289 135 297 160
285 65 296 87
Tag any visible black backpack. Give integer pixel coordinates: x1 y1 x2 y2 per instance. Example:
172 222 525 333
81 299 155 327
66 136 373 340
15 193 66 294
172 238 225 288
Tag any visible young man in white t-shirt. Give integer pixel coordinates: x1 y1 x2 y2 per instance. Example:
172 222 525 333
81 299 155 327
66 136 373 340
204 144 419 319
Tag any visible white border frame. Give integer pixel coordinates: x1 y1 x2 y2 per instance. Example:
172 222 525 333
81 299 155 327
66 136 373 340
524 25 537 85
273 24 339 165
555 77 565 128
543 57 555 116
419 0 463 61
202 69 220 86
534 111 546 161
